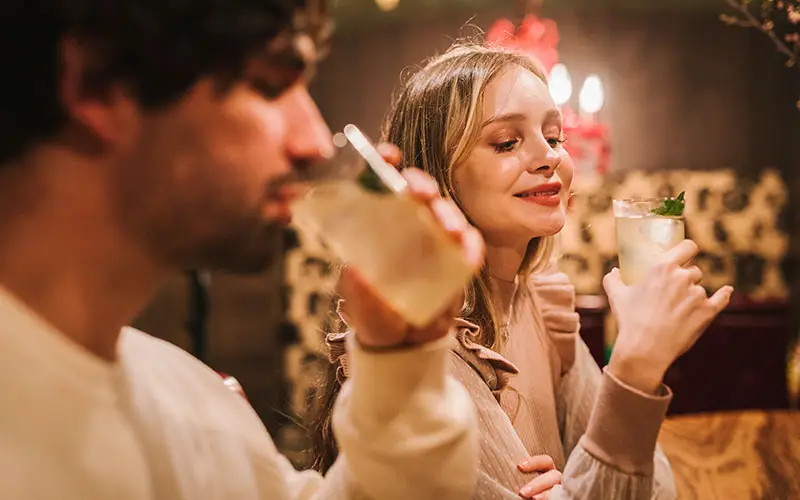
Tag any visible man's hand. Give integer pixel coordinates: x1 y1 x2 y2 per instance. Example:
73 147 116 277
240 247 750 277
338 144 484 350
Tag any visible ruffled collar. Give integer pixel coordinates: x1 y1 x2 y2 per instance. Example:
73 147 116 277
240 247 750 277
450 318 519 399
324 265 580 396
324 317 520 398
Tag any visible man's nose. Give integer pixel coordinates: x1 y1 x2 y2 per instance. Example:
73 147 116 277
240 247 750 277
282 87 334 164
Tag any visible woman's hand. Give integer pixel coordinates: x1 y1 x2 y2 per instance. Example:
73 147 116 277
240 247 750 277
603 239 733 393
339 144 484 350
517 455 562 499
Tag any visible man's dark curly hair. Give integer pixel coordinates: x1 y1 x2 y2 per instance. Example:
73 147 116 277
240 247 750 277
0 0 330 165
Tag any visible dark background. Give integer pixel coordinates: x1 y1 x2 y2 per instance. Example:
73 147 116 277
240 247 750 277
134 0 800 437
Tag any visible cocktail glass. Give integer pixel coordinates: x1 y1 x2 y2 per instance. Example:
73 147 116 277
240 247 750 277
613 198 686 285
290 125 475 327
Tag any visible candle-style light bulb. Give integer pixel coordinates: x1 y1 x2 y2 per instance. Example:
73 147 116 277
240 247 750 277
549 64 572 107
579 75 604 114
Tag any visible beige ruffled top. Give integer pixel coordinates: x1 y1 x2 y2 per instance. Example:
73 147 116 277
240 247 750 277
326 266 678 500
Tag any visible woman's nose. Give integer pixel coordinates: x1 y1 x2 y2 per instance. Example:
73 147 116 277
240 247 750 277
528 148 562 178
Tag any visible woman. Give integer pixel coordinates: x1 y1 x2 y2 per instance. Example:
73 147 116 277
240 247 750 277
310 43 732 499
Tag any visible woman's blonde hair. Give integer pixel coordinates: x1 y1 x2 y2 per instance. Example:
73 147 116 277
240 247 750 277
309 42 556 473
382 42 555 350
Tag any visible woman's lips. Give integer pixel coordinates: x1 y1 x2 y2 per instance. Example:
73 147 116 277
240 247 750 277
513 182 562 207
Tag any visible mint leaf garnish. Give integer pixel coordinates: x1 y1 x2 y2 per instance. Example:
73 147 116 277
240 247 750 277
357 167 391 194
651 191 686 216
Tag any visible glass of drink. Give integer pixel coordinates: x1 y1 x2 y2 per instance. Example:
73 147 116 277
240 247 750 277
613 197 686 285
289 125 475 327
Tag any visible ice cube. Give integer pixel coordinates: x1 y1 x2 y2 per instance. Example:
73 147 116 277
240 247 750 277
640 218 682 248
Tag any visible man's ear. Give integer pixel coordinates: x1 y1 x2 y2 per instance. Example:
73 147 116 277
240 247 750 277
59 37 139 150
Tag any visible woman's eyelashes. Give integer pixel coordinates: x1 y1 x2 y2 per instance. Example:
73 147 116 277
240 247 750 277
491 135 566 154
492 138 520 153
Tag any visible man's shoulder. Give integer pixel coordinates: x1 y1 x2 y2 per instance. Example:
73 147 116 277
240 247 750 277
119 327 231 396
121 327 210 369
119 327 267 435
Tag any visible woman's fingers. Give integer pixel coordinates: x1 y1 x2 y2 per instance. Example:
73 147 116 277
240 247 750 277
684 265 703 285
517 455 556 473
519 469 562 498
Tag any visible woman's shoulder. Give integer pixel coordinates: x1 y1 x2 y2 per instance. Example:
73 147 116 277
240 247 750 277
450 319 519 398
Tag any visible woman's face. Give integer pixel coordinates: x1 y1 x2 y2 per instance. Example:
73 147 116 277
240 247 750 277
452 65 574 248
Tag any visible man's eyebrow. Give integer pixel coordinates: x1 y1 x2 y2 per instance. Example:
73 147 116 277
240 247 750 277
249 31 320 97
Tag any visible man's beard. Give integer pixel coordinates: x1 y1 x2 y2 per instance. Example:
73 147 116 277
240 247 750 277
197 171 305 274
120 159 302 277
179 219 289 275
128 194 290 276
219 221 288 275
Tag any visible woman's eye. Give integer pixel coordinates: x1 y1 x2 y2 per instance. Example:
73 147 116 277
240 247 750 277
547 137 567 148
493 139 519 153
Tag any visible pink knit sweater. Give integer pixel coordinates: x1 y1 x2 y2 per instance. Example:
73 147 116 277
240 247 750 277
448 267 677 499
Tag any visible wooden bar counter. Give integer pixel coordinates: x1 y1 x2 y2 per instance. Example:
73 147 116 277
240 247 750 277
658 410 800 499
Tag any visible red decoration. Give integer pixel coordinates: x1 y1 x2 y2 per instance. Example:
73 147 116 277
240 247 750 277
487 15 560 74
562 108 611 176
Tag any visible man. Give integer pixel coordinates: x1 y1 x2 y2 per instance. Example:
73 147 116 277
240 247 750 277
0 1 483 498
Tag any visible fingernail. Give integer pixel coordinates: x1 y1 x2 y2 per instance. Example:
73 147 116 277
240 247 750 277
403 169 437 195
520 486 532 497
433 201 460 232
376 143 397 160
431 203 452 231
519 459 531 469
445 202 465 230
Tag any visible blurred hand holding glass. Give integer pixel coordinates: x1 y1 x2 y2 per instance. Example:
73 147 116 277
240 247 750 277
290 125 475 327
613 195 686 285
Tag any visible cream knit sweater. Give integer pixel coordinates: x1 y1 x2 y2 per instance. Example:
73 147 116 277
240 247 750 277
0 286 478 499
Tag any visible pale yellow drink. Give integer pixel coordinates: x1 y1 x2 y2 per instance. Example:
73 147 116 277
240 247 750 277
613 198 685 285
290 124 475 327
292 182 474 328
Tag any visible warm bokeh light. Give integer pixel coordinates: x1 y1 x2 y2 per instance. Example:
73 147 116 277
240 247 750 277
375 0 400 11
579 74 604 114
549 63 573 107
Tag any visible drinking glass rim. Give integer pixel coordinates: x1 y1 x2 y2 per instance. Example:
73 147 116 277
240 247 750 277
612 196 678 203
612 197 686 219
614 213 685 219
